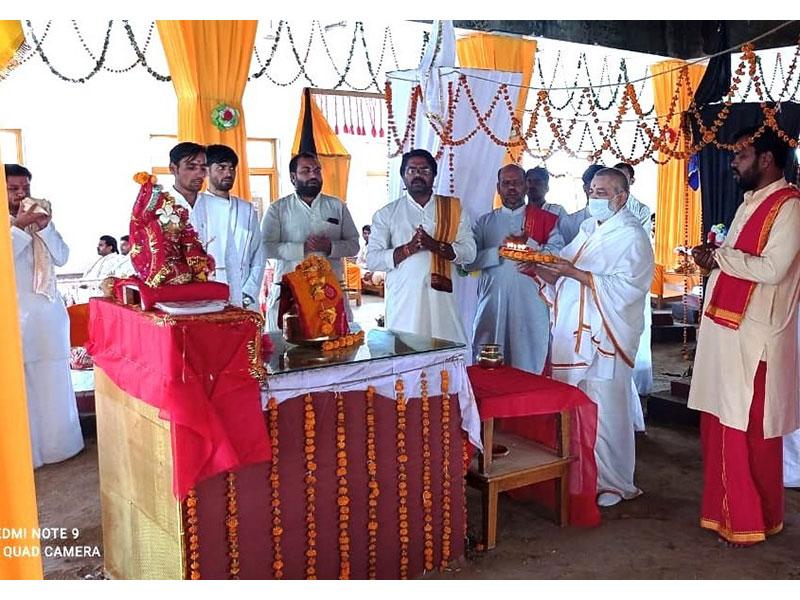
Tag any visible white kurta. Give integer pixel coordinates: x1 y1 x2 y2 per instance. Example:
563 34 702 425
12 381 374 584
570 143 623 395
262 192 360 330
544 208 654 498
688 179 800 438
367 194 477 343
467 204 565 373
192 191 265 310
12 222 84 468
76 253 129 302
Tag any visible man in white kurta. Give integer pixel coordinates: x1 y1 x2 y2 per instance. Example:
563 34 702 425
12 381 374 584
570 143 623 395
192 145 264 310
262 152 360 330
367 150 476 343
535 168 653 507
468 165 565 373
76 235 128 302
689 128 800 544
7 165 83 468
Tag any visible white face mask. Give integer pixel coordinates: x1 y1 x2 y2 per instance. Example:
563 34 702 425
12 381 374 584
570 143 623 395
588 197 617 221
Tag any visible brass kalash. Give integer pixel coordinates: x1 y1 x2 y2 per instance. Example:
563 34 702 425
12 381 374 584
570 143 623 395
477 343 503 369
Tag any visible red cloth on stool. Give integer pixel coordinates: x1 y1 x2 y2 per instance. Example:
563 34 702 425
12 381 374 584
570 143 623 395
467 365 600 527
699 361 784 544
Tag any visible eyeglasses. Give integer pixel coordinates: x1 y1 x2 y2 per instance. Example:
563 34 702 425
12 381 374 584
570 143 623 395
405 167 432 176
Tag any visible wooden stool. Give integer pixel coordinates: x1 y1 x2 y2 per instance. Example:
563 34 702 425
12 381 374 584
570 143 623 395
467 411 573 549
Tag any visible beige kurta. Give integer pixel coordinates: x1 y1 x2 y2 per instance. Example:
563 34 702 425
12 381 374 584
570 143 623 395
688 178 800 437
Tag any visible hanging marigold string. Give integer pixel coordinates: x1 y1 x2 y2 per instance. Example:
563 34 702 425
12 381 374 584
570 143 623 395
335 392 351 580
185 488 201 580
225 472 240 579
384 38 800 168
395 377 410 579
303 393 318 580
420 373 434 572
267 397 284 579
440 370 452 572
365 386 379 579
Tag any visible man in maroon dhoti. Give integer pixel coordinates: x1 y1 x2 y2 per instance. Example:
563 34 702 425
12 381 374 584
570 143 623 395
689 127 800 545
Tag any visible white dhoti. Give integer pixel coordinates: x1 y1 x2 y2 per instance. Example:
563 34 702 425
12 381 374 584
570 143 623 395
24 360 84 469
580 362 641 498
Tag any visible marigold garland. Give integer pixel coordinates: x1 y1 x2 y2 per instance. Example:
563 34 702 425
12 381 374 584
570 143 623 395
303 393 318 579
385 40 800 169
321 330 365 352
267 397 284 579
335 393 352 580
440 370 452 571
395 377 410 579
185 488 201 580
365 386 380 579
420 372 434 572
297 255 340 337
224 472 240 579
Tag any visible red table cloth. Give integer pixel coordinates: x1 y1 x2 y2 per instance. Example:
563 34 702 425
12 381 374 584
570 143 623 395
87 298 271 499
467 365 600 527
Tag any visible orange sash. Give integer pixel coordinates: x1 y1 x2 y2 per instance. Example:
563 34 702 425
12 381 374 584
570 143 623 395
431 195 461 293
705 185 799 330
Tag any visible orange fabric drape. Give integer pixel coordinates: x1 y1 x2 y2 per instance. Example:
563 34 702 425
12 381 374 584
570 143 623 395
157 20 255 200
0 143 43 577
651 60 706 271
457 33 537 208
291 91 351 201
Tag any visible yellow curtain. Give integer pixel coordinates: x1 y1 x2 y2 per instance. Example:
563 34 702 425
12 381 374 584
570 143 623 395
157 20 256 200
651 60 706 271
291 91 351 201
0 111 43 579
457 32 537 207
0 20 26 78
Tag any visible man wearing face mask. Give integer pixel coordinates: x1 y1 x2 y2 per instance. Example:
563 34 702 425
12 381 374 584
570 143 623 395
533 168 654 507
262 152 359 330
689 127 800 546
367 149 476 343
468 164 564 373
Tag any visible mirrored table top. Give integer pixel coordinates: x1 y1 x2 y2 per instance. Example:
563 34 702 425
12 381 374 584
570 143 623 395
265 327 466 376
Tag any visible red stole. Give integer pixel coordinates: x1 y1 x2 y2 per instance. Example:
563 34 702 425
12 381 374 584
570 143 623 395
523 204 559 245
705 185 799 329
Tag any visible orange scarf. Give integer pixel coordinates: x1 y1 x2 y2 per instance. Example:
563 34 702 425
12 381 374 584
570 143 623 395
430 195 461 293
705 185 799 329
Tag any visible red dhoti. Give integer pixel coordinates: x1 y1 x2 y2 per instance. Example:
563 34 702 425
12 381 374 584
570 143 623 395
699 361 784 544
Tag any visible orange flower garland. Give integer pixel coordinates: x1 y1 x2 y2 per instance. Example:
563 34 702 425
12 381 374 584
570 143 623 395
321 330 365 352
335 393 351 580
185 488 201 580
440 370 452 571
267 397 284 579
297 255 340 337
225 472 240 579
303 393 318 579
395 377 410 579
384 39 800 170
420 373 434 572
365 386 379 579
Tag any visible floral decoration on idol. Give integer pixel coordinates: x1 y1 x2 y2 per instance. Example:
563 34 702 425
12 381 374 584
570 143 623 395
211 103 240 131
